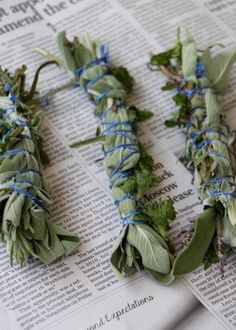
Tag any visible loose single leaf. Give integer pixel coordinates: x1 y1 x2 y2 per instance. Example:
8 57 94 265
208 48 236 92
172 207 216 276
127 225 170 274
182 41 198 82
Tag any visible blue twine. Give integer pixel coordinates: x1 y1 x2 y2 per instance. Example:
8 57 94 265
98 106 112 119
109 171 133 189
84 73 107 91
11 118 28 127
187 128 226 142
0 108 14 116
184 87 208 97
104 144 138 155
204 176 234 184
2 128 13 142
1 168 42 183
90 44 110 66
208 190 236 198
206 150 230 161
121 209 146 226
185 89 196 97
205 128 226 136
111 151 139 178
75 67 84 77
114 194 144 207
17 168 42 175
74 45 146 227
195 63 206 78
0 148 33 157
182 65 236 202
196 139 228 149
99 44 110 65
5 84 18 103
102 129 134 138
101 121 135 133
181 63 206 84
1 85 49 213
15 177 33 185
95 89 110 104
7 184 49 212
121 209 140 222
75 44 110 78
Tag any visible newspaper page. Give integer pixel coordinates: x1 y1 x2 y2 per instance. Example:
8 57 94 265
0 0 235 329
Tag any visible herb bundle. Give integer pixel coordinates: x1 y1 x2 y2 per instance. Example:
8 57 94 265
38 32 176 284
0 65 80 266
150 32 236 275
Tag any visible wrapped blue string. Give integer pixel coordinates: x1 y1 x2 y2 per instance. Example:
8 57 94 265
109 171 133 189
75 44 109 78
121 209 146 226
1 168 42 183
95 89 110 104
2 128 13 142
195 63 206 78
114 194 144 207
98 106 112 119
7 184 49 212
111 151 139 179
204 176 234 184
84 73 108 91
206 150 230 161
208 190 236 198
0 148 33 156
180 62 236 203
0 86 48 212
104 144 139 155
196 139 228 149
74 44 146 227
5 83 18 103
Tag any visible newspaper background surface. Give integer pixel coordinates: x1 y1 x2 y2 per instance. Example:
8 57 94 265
0 0 236 329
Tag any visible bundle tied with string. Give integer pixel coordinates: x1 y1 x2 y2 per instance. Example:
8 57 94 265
0 66 80 266
38 32 176 285
150 31 236 275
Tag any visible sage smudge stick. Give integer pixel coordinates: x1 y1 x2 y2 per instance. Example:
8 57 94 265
38 32 176 284
0 65 80 266
150 31 236 275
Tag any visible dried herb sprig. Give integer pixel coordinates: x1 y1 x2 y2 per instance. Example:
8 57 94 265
150 31 236 275
0 65 80 266
38 32 176 284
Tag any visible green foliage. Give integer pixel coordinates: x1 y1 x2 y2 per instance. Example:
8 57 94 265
150 50 173 66
0 66 80 266
172 208 216 276
165 119 179 128
43 31 175 284
150 30 236 276
202 243 219 270
110 67 134 93
150 31 182 67
207 48 236 92
172 93 186 106
144 199 176 240
128 106 153 122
